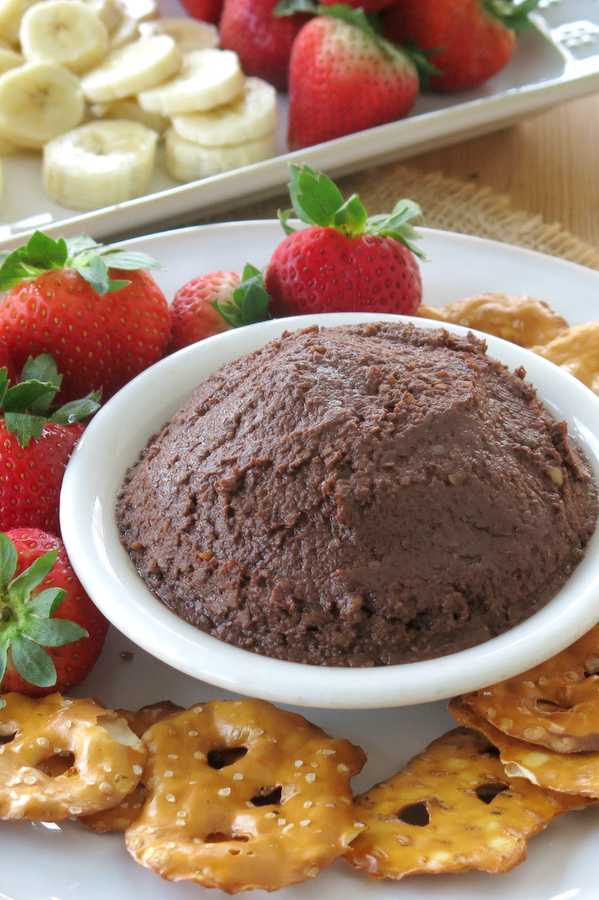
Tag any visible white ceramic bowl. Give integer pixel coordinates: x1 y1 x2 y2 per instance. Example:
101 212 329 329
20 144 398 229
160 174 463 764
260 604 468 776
61 312 599 709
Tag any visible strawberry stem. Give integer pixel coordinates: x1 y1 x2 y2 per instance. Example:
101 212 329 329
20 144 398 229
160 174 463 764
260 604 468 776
483 0 539 32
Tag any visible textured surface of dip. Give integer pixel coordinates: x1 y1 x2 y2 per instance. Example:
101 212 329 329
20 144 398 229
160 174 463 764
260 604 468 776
117 323 598 667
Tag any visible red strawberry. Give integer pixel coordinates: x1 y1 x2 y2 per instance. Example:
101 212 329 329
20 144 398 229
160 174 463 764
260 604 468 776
0 528 108 696
170 265 271 351
0 232 170 402
0 353 100 535
384 0 537 92
0 338 16 383
287 5 419 149
265 165 423 316
220 0 310 91
179 0 223 23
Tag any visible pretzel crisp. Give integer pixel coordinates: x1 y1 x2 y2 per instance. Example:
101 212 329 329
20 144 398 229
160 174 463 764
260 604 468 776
450 698 599 799
80 701 182 834
460 625 599 752
125 698 366 893
0 692 146 821
418 294 568 347
346 728 586 881
533 322 599 394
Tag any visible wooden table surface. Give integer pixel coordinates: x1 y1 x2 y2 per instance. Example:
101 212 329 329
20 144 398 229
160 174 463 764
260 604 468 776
409 92 599 248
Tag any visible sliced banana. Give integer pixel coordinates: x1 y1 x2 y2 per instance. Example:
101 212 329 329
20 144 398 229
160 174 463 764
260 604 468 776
91 96 168 133
109 14 138 48
139 17 218 54
117 0 157 22
84 0 122 33
20 1 109 74
139 49 243 116
0 43 21 73
0 61 84 149
43 119 157 209
0 0 35 44
172 77 277 147
0 133 17 153
109 0 155 48
165 128 275 182
81 34 181 102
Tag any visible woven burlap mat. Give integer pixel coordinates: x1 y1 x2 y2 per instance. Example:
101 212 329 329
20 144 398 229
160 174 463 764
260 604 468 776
195 161 599 270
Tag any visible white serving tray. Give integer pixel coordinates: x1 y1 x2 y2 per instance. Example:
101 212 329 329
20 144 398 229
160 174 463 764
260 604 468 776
2 0 599 249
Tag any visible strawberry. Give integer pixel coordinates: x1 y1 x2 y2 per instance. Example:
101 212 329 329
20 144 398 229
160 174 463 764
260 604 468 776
265 165 423 317
179 0 223 23
320 0 395 10
0 353 100 535
0 338 16 384
170 265 271 351
220 0 311 91
0 232 170 403
285 4 420 149
0 528 108 696
384 0 538 93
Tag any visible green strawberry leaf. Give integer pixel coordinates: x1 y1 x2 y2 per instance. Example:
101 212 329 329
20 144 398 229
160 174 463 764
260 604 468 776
0 533 18 593
21 354 62 391
0 232 69 291
484 0 539 31
10 635 56 688
366 199 425 258
274 0 317 14
333 193 368 236
27 587 65 619
24 617 88 647
3 379 59 415
0 368 8 407
288 164 345 227
66 235 102 256
0 642 7 685
99 250 159 270
3 412 47 448
214 264 271 328
278 208 297 235
8 549 58 607
314 3 404 60
51 390 101 425
72 253 112 295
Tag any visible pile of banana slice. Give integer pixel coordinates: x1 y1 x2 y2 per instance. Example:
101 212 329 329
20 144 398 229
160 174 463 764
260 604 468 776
0 0 278 210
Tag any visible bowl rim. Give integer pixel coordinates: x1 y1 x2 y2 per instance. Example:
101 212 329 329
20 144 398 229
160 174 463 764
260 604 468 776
60 312 599 709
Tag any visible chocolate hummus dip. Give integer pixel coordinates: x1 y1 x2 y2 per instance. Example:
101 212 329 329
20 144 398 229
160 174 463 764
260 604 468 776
117 323 597 667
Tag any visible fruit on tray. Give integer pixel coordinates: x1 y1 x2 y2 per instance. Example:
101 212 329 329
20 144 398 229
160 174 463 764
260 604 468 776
138 16 218 53
0 338 16 383
384 0 539 93
265 164 423 315
178 0 223 25
220 0 310 91
44 120 158 210
0 232 169 401
81 34 181 102
0 0 37 44
0 353 100 534
138 48 243 115
89 97 169 133
169 264 271 350
165 129 276 180
0 44 23 73
287 5 420 149
320 0 395 9
0 60 84 148
20 0 109 73
171 76 276 145
0 529 108 695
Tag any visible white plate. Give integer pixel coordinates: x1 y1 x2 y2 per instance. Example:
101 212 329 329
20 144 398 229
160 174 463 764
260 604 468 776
2 0 599 249
2 224 599 898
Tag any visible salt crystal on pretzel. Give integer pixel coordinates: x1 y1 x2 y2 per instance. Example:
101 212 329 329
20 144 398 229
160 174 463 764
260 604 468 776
125 698 366 893
449 698 599 799
346 728 586 880
80 701 182 834
533 322 599 394
460 625 599 752
418 293 568 348
0 693 146 821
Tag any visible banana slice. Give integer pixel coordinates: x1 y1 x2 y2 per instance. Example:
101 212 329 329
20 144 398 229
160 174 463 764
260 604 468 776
110 0 156 48
0 133 17 153
20 1 109 74
117 0 157 22
0 44 21 73
138 49 243 116
109 14 138 48
81 34 181 102
0 61 84 149
0 0 35 45
139 17 218 54
165 127 275 182
43 119 157 209
85 0 122 33
91 96 168 133
172 77 276 147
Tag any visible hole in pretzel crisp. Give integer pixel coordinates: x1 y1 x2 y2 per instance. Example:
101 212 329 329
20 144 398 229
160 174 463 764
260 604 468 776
397 802 430 827
250 786 282 807
37 753 76 777
584 657 599 678
475 782 509 805
0 731 16 746
204 832 249 844
536 698 572 712
207 747 248 769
